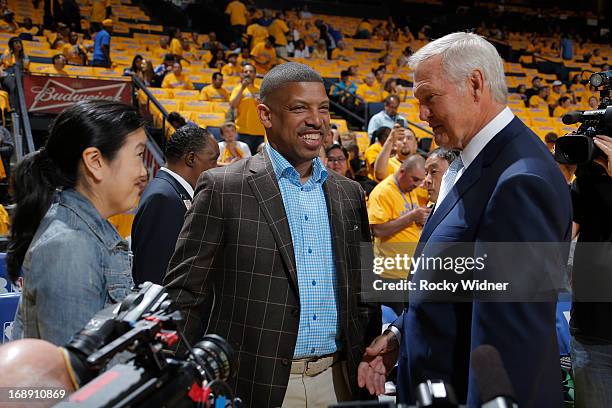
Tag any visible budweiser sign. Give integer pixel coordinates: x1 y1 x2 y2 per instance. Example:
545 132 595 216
24 74 132 114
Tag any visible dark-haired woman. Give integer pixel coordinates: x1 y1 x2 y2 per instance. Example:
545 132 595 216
1 37 30 110
123 54 143 77
1 36 29 70
9 100 148 345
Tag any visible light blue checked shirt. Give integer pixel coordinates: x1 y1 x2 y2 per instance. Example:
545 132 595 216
265 143 339 358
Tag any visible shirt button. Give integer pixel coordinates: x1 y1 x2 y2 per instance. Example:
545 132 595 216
308 248 312 254
312 314 317 320
281 358 290 366
311 348 315 354
312 280 316 286
304 215 308 221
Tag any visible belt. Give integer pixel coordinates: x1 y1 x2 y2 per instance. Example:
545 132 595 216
290 352 341 377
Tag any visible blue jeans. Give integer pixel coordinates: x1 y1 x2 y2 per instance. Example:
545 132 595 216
571 337 612 407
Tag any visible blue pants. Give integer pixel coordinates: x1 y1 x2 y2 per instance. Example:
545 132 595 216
571 336 612 407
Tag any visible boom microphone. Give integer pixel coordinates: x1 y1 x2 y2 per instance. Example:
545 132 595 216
471 345 517 408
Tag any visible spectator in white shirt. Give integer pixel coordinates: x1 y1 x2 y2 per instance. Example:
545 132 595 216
218 121 252 166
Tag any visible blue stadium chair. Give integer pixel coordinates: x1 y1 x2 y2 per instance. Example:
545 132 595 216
366 102 384 124
207 126 222 142
0 253 17 294
0 293 19 343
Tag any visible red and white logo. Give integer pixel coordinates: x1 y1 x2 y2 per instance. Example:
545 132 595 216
24 74 131 114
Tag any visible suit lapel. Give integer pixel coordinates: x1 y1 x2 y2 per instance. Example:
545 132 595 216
322 173 350 334
420 153 483 244
156 170 192 202
322 173 349 291
420 118 523 243
246 152 299 295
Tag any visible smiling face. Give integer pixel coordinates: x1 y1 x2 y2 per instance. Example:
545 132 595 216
101 128 148 214
258 81 330 169
414 55 480 150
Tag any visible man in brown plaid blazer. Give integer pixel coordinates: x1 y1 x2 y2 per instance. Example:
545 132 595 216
164 63 380 407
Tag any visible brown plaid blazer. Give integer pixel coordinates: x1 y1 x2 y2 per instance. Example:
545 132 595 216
164 150 380 407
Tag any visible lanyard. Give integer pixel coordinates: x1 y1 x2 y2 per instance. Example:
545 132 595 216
394 175 415 212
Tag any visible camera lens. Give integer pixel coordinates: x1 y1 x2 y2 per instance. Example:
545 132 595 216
190 334 236 382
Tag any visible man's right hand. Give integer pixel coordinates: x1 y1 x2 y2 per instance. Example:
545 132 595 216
241 77 251 89
386 126 405 145
357 331 400 395
411 206 431 226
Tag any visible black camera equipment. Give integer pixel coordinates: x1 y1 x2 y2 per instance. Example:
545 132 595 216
54 282 238 408
555 70 612 165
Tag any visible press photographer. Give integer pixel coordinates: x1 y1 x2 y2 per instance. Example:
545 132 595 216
555 70 612 407
0 283 238 408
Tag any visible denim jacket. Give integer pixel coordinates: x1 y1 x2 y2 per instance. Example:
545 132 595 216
12 189 134 345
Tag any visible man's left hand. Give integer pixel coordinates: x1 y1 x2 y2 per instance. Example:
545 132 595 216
594 135 612 177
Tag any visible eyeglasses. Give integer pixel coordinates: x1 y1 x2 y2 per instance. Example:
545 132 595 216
327 156 346 163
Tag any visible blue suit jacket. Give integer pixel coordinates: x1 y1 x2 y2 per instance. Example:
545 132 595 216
132 170 191 285
394 117 571 407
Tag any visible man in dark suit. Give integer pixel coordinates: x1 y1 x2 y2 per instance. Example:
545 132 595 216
164 62 380 407
358 32 572 407
131 126 219 285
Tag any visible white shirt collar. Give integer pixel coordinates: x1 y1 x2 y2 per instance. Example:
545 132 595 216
460 106 514 171
160 167 194 199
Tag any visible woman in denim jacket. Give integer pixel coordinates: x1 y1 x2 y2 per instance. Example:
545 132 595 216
7 100 149 345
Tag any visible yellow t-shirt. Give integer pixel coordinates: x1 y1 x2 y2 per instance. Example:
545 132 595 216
311 48 327 59
251 42 276 74
365 143 382 180
199 84 229 102
246 24 268 51
230 85 265 136
1 51 29 70
528 95 549 109
368 175 423 278
236 54 253 67
62 43 86 65
225 1 247 26
221 62 241 77
161 72 194 90
356 83 384 103
553 105 572 118
17 27 38 36
170 38 183 57
91 0 110 23
268 19 289 46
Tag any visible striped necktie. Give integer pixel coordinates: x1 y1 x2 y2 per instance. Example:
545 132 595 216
434 155 464 212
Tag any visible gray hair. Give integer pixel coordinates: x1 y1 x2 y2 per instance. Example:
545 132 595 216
427 147 458 165
260 62 323 103
409 32 507 104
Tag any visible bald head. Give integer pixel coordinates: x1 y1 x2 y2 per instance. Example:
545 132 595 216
260 62 323 104
0 339 76 407
401 154 425 173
